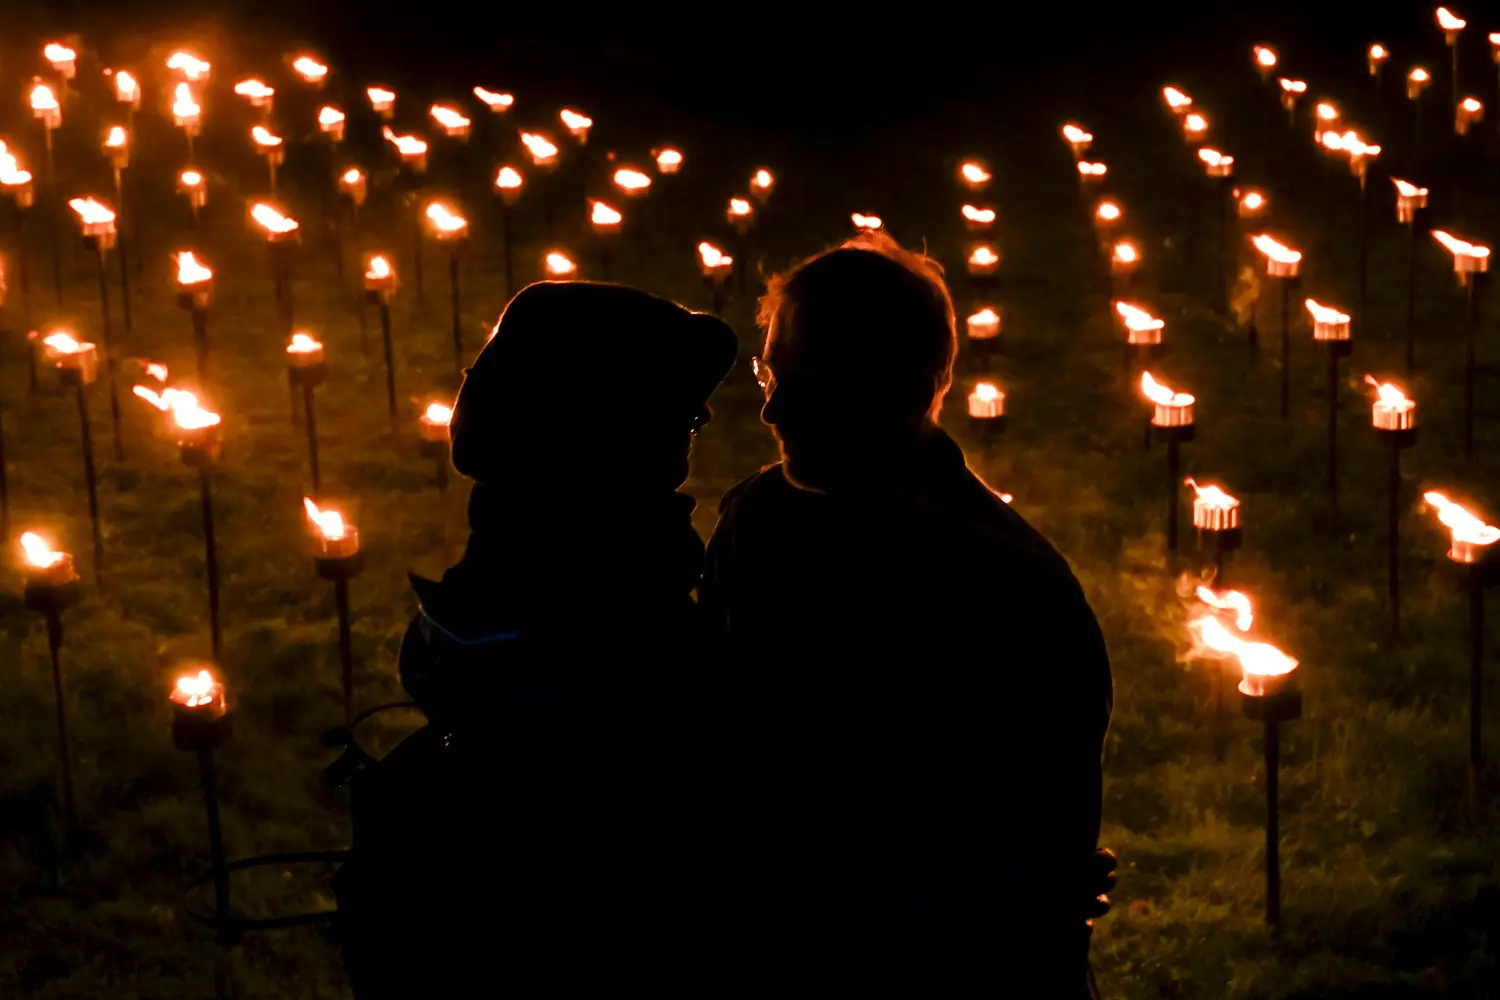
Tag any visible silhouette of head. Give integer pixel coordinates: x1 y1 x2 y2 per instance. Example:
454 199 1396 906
756 232 956 489
450 281 738 500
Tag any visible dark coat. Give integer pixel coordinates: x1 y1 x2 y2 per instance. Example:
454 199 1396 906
700 429 1113 994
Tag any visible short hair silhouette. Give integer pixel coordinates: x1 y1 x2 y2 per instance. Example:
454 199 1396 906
759 232 957 420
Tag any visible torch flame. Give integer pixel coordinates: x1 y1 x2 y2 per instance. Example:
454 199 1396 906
1198 148 1233 169
1425 491 1500 547
495 166 523 190
342 167 363 185
1364 374 1415 411
105 126 128 149
367 86 395 107
1315 102 1340 124
520 132 558 161
699 242 732 269
960 161 990 185
30 82 58 113
234 78 275 101
1113 241 1140 265
656 148 683 170
962 204 996 224
1253 45 1278 68
251 125 283 149
973 381 1001 403
382 126 428 157
728 197 753 217
752 168 775 191
145 362 169 382
1433 229 1491 260
366 255 392 281
559 108 592 131
1114 300 1164 332
251 203 298 235
1410 67 1431 83
287 332 322 354
132 385 221 429
20 531 65 569
1370 43 1388 62
303 497 348 541
591 200 622 226
174 670 219 708
176 251 212 286
474 87 514 109
1241 190 1266 211
544 251 577 276
180 169 203 188
1188 614 1298 689
319 106 345 128
430 104 471 131
423 402 453 425
1195 584 1254 632
1140 371 1194 407
1184 113 1209 135
424 202 468 234
115 70 138 100
1462 96 1483 114
1077 161 1107 177
173 83 200 119
68 197 116 225
0 150 31 187
1438 7 1466 32
969 245 1000 267
614 168 651 191
1162 86 1192 111
1305 298 1350 325
167 52 211 80
292 56 329 82
1061 123 1092 144
852 213 883 231
970 306 1000 326
43 332 87 354
1251 234 1302 264
45 42 77 66
1279 78 1308 94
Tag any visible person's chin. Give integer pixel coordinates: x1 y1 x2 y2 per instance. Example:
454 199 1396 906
778 446 833 493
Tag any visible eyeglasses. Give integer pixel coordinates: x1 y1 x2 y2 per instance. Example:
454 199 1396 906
751 355 774 393
690 409 710 434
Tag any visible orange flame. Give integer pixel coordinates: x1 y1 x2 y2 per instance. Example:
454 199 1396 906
1077 161 1108 177
1183 112 1209 136
1140 371 1194 407
1370 43 1388 62
751 168 775 192
1438 6 1466 32
292 55 328 82
251 203 298 235
167 52 211 81
968 244 999 267
1188 614 1298 691
251 125 283 149
104 126 128 149
43 332 88 355
959 161 990 185
1305 298 1350 324
1195 584 1254 632
20 531 66 569
969 306 1000 327
1240 190 1267 211
1393 178 1429 199
319 106 345 129
132 385 221 429
1279 77 1308 94
1186 477 1240 510
520 132 558 162
728 197 753 217
1114 300 1163 333
972 381 1002 403
1253 44 1278 68
179 169 204 189
1113 241 1140 265
699 242 732 269
962 204 996 224
474 87 514 109
382 126 428 157
234 78 275 101
423 403 452 425
1251 234 1302 264
303 497 349 541
1198 148 1234 170
1425 491 1500 547
1163 86 1193 111
614 167 651 191
367 86 396 109
852 212 883 230
44 42 77 67
495 165 523 190
591 200 622 226
68 197 116 226
172 83 201 121
30 82 59 113
424 202 468 234
430 104 471 132
1410 67 1431 83
544 250 577 276
655 148 683 171
115 70 139 101
1364 374 1415 413
176 251 212 286
287 332 322 354
559 108 592 133
1062 123 1092 145
366 255 393 281
145 362 169 382
174 669 220 708
1433 229 1491 261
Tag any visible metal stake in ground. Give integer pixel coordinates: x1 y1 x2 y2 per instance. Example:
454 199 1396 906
364 255 399 424
1250 235 1302 420
251 203 302 336
419 403 453 493
1195 148 1234 316
1392 180 1429 371
20 530 82 837
1240 653 1303 935
71 198 126 462
1142 372 1196 558
175 252 214 387
169 667 234 946
286 334 327 490
1306 299 1353 508
495 167 524 297
44 333 105 591
103 127 134 338
305 499 365 725
3 185 37 390
1432 230 1490 462
424 202 471 376
1367 377 1417 636
1423 491 1500 821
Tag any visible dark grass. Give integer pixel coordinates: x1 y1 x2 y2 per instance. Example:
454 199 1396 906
2 13 1500 999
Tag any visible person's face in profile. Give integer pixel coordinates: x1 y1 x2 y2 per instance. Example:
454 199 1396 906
757 315 866 490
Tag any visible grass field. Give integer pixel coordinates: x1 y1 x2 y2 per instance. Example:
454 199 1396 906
2 16 1500 999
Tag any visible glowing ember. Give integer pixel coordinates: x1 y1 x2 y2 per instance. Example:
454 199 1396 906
430 104 472 135
1163 86 1193 112
302 497 350 542
167 52 211 81
962 204 996 225
590 200 623 227
474 87 514 110
959 161 990 187
851 212 883 231
1437 6 1466 33
655 148 683 173
251 125 284 149
521 132 559 164
292 56 329 82
234 78 275 102
176 251 212 286
1196 584 1253 631
545 250 578 276
559 108 592 136
173 670 221 709
1253 45 1278 69
383 126 428 158
20 531 66 569
613 167 651 192
1425 490 1500 561
425 202 468 235
251 203 298 235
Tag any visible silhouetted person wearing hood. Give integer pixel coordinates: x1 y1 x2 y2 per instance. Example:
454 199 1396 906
336 281 738 997
702 234 1114 996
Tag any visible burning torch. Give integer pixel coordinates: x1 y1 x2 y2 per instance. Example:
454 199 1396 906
495 166 523 296
365 255 399 423
1186 479 1241 586
699 242 733 316
1392 179 1429 370
1142 371 1196 557
425 202 470 376
304 498 365 725
30 80 62 306
419 402 453 492
42 332 105 591
1251 234 1303 420
1305 298 1353 506
68 197 126 461
590 200 623 281
176 251 214 384
18 529 82 833
286 332 327 488
966 306 1001 368
967 380 1006 454
169 666 233 945
1365 376 1417 634
251 203 300 335
1433 229 1490 461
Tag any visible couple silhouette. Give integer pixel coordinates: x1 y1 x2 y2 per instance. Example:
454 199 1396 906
335 232 1115 998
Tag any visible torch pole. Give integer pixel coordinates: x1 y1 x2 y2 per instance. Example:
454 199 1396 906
0 407 8 541
413 230 425 306
448 246 463 376
199 465 221 661
192 306 210 387
1264 719 1282 933
92 246 125 462
1357 176 1370 325
1469 567 1486 821
75 383 105 593
335 577 354 726
379 303 397 424
269 245 285 333
1216 176 1230 317
1166 437 1181 557
302 382 321 491
16 207 36 394
117 227 133 339
1280 278 1292 421
501 204 515 298
1406 221 1419 371
45 131 61 308
1388 441 1402 636
1326 346 1340 509
45 610 77 835
1464 276 1483 463
197 747 232 945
